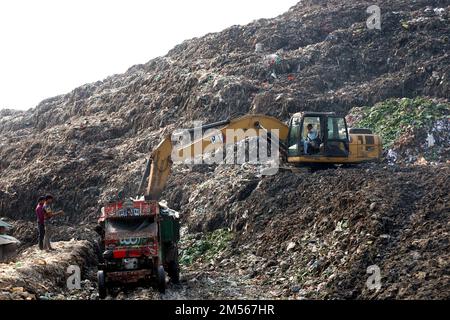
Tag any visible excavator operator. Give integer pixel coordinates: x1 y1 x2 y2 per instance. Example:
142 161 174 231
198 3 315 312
304 124 319 155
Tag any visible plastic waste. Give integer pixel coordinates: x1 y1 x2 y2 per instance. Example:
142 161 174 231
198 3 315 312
434 8 445 16
264 54 281 68
426 133 435 148
387 149 398 164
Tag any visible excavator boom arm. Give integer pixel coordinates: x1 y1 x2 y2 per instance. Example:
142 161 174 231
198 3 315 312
141 114 289 200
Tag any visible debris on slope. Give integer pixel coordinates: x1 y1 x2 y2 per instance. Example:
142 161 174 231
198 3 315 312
174 163 449 299
347 97 450 164
0 0 449 300
0 241 96 300
0 0 449 223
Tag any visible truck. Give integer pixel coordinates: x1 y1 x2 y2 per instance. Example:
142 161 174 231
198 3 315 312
96 199 179 298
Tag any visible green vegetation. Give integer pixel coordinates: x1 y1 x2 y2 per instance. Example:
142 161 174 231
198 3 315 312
180 229 233 266
296 269 311 283
351 98 449 148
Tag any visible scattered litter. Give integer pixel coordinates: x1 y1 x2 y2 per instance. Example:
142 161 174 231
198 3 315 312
387 149 398 164
426 133 436 148
264 54 281 68
286 242 296 251
255 43 264 53
433 8 445 16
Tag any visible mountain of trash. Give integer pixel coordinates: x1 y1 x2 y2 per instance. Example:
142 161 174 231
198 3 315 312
0 0 448 223
0 0 449 300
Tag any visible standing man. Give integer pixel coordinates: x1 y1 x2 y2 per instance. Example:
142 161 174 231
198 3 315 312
35 196 46 250
43 195 64 251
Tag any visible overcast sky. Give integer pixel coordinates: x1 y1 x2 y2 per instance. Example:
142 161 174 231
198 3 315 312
0 0 298 110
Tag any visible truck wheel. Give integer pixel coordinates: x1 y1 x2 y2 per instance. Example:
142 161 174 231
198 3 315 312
97 270 107 299
157 266 166 294
168 260 180 284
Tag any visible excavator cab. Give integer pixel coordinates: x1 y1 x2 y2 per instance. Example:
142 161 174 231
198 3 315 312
287 112 352 162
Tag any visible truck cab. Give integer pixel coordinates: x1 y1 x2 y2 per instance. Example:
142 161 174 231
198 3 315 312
96 199 180 298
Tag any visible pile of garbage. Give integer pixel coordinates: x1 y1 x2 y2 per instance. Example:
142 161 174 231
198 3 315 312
0 0 448 223
0 0 449 300
172 163 449 299
0 240 96 300
347 97 450 164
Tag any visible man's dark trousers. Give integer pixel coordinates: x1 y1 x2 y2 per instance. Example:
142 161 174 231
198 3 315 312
38 223 45 250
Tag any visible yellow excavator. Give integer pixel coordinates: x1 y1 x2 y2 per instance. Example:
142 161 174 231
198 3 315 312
138 112 382 200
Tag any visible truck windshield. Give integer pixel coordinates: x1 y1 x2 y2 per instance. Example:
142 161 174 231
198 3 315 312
106 218 157 238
